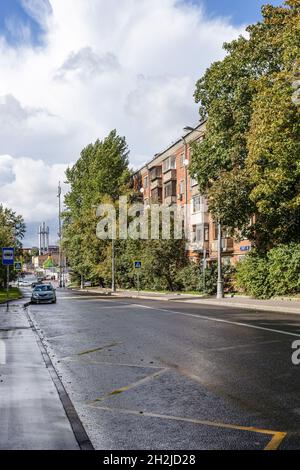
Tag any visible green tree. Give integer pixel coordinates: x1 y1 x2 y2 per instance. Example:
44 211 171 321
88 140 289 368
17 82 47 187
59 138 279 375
63 131 131 284
0 205 26 287
190 1 300 248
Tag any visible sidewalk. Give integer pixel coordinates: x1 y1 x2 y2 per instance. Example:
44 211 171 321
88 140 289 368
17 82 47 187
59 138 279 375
76 287 300 314
0 301 79 450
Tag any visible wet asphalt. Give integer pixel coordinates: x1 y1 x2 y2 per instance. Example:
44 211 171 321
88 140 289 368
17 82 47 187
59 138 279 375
26 288 300 450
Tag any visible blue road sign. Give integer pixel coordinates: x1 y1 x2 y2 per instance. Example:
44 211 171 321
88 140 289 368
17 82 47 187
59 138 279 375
134 261 142 269
240 246 251 252
2 247 14 266
15 262 22 271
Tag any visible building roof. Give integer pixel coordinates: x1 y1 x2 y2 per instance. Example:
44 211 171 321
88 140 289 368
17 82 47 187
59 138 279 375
133 120 206 176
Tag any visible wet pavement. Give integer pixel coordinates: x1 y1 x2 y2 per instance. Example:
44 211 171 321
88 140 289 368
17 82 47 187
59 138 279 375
0 299 79 450
21 289 300 449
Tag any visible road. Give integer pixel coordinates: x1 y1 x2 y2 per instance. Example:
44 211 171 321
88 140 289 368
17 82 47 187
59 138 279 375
26 288 300 450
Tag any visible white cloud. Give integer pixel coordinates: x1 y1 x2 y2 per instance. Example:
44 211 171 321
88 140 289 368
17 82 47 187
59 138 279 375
0 154 69 222
0 0 245 244
55 47 120 80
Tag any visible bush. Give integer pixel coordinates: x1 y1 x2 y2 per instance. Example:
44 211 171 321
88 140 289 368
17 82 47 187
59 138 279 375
267 244 300 296
175 263 202 292
236 253 271 298
236 244 300 299
175 262 235 295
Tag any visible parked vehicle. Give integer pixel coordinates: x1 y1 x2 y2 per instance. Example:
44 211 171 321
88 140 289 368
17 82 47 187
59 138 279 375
31 282 41 289
31 284 57 304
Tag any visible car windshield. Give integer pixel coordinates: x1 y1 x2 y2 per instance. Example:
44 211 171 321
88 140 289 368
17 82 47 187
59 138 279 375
34 285 53 292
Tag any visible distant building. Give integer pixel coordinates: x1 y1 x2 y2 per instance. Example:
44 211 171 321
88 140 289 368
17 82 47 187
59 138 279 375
38 222 50 255
33 254 59 270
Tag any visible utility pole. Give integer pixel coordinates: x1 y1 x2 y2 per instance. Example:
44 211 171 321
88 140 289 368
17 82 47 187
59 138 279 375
111 239 116 292
217 221 224 299
203 247 207 294
58 182 63 288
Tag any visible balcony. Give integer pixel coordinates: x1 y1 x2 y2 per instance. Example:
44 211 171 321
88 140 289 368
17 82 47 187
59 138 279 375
187 241 204 252
164 195 177 206
150 166 162 181
151 187 162 204
150 178 162 191
163 169 177 183
191 185 200 197
211 238 234 253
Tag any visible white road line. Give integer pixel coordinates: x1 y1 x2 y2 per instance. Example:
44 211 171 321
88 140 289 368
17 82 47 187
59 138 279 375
132 304 300 338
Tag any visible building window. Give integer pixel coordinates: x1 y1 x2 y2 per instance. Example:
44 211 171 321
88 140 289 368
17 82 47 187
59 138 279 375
164 180 177 198
213 223 218 240
192 224 203 242
163 156 176 173
150 166 162 181
213 223 230 239
190 177 198 188
204 226 209 242
151 188 162 203
179 153 184 167
192 195 201 213
144 176 149 189
179 180 184 195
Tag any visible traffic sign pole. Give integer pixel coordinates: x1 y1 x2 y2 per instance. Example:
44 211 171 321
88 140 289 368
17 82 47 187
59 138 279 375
6 265 9 311
134 261 142 296
2 248 14 312
14 262 22 289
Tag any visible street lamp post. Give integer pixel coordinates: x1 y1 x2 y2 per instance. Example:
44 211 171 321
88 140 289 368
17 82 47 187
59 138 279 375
58 182 63 288
182 134 190 241
203 247 207 293
111 238 116 293
217 221 224 299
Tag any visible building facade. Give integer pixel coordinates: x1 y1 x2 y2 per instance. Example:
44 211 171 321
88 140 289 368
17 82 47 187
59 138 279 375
133 121 252 266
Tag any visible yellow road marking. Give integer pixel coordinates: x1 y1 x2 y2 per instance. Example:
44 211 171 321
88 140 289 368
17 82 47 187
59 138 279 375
88 368 169 404
89 405 287 450
70 357 163 369
78 342 121 356
264 432 287 450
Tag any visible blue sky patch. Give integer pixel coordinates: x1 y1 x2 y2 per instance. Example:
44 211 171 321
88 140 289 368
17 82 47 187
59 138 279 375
0 0 50 47
189 0 284 25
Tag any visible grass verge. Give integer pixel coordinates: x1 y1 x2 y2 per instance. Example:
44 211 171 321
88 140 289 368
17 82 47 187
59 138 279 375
0 287 22 303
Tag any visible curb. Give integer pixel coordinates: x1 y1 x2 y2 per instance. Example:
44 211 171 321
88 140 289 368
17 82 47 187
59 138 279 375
67 289 300 315
172 299 300 315
113 293 300 315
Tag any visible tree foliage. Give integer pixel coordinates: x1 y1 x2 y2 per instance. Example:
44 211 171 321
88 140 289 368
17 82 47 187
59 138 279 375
0 205 25 287
63 130 131 284
190 1 300 249
236 244 300 298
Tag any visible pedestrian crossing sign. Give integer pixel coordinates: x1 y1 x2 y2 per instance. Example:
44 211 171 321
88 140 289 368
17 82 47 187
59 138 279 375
15 262 22 271
134 261 142 269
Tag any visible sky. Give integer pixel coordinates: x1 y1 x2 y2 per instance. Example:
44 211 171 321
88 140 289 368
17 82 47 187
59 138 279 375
0 0 284 246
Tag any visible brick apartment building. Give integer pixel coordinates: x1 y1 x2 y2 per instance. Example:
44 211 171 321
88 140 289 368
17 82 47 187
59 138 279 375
133 121 252 266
